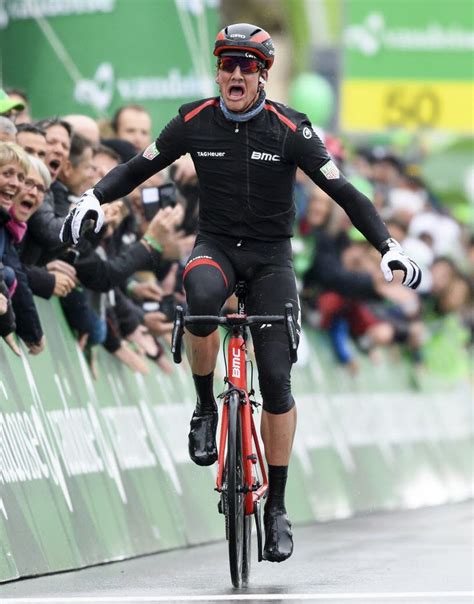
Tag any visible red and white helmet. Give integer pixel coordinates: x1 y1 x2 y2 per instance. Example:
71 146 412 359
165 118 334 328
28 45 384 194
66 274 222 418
214 23 275 69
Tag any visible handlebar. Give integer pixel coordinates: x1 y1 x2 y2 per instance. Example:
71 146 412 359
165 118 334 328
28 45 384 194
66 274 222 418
171 304 298 364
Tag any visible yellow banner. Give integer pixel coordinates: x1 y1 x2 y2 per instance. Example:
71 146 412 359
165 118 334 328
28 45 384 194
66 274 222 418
341 80 474 133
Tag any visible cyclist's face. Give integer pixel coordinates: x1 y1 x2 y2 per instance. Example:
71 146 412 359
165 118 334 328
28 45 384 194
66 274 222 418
216 60 264 113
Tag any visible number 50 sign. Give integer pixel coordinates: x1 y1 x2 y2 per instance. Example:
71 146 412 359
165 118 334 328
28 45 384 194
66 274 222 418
341 80 473 133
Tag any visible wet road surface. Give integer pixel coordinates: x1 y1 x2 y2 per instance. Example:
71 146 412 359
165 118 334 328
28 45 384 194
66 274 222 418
2 501 473 604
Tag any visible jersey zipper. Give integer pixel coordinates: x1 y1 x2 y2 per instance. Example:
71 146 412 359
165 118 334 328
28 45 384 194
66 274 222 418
234 122 239 133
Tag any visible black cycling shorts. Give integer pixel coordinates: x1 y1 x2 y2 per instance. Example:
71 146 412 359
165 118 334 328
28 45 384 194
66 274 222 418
183 232 299 414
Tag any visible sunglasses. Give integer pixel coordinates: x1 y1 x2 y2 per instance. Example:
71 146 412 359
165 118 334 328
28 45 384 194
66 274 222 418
218 56 264 74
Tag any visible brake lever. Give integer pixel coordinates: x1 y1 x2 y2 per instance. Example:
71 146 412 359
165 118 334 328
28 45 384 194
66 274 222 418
284 303 298 364
171 305 184 363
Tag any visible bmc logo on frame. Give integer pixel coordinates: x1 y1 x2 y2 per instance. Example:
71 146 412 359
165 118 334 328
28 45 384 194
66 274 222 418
251 151 280 162
231 348 241 379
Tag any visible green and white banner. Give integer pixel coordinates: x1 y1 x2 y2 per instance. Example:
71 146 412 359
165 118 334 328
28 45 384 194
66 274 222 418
1 0 218 131
341 0 474 133
1 299 472 582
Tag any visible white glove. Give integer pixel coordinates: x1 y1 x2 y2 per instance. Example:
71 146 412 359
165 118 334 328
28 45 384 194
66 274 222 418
380 238 422 289
59 189 105 245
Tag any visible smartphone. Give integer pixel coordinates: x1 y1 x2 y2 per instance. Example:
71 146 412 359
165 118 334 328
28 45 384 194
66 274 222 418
141 184 176 221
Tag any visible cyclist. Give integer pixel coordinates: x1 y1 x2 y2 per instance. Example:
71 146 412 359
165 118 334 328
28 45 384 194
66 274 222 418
60 23 421 563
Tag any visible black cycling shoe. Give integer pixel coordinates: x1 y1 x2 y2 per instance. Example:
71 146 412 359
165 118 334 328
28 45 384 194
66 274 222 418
188 411 218 466
262 508 294 562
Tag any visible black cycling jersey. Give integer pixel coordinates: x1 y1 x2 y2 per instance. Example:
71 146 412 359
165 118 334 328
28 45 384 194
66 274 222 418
94 97 390 249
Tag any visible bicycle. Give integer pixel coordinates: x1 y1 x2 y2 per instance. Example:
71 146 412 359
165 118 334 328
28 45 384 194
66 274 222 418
171 281 298 588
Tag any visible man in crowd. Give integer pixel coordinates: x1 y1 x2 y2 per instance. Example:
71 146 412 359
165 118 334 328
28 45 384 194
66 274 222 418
0 117 16 142
64 114 101 145
0 88 25 120
16 124 47 161
111 104 152 151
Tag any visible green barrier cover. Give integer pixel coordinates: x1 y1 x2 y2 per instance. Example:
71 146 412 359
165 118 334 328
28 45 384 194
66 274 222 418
2 0 218 132
1 299 472 582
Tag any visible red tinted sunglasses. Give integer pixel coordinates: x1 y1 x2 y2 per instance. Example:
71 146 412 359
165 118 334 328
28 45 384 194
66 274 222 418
217 56 264 74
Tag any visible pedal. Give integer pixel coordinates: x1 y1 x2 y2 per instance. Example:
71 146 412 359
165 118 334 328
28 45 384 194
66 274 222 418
254 500 263 562
218 497 224 514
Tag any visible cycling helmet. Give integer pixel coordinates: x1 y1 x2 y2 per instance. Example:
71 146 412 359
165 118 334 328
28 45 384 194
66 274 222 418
214 23 275 69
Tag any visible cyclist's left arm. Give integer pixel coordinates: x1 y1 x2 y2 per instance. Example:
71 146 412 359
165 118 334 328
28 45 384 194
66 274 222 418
290 120 421 289
291 121 390 250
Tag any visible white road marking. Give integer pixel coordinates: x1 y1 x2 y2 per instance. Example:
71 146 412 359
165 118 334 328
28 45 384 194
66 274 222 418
4 591 473 602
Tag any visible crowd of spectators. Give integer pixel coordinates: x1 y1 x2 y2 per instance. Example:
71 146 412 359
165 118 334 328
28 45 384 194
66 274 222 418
295 134 473 373
0 87 471 378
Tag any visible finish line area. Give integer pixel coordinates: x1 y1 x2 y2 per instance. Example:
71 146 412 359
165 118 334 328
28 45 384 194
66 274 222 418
2 502 472 604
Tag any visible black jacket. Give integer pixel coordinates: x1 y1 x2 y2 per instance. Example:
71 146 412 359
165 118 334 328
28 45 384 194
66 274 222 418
74 241 162 292
20 184 70 266
94 97 390 248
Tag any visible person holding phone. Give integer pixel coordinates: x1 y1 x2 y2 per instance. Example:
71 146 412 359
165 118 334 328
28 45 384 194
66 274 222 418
60 23 421 563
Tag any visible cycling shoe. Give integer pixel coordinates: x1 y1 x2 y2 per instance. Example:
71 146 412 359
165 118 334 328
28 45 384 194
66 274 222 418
188 411 218 466
262 507 293 562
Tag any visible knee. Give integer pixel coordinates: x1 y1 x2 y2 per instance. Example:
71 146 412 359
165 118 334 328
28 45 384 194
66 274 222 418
258 360 294 414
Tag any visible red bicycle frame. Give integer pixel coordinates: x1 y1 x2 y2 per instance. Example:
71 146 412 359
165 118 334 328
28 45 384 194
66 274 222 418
215 322 268 516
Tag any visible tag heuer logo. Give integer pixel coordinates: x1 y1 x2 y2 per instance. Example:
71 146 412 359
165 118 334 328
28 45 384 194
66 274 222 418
143 142 159 160
320 159 340 179
197 151 225 158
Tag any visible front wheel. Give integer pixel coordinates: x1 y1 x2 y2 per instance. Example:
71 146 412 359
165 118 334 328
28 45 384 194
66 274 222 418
225 391 251 588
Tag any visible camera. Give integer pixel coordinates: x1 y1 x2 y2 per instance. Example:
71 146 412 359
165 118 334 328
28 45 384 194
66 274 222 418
141 183 177 221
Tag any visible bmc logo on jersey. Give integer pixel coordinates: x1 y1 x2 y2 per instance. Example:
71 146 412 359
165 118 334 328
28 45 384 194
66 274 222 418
251 151 280 162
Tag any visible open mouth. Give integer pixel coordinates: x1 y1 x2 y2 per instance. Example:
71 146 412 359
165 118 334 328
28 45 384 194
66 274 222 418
227 85 245 100
49 159 61 173
0 190 15 208
20 199 34 210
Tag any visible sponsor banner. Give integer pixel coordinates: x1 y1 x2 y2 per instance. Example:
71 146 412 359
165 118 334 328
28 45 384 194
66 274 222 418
342 0 474 132
2 0 218 132
341 80 474 133
0 300 472 582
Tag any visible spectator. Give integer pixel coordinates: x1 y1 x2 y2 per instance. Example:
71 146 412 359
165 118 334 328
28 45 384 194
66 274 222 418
58 132 95 201
64 114 100 145
35 117 72 184
13 155 75 300
0 142 45 354
0 88 25 120
19 118 73 266
101 138 136 163
111 104 152 151
0 116 17 142
16 124 47 161
93 144 121 180
5 88 31 124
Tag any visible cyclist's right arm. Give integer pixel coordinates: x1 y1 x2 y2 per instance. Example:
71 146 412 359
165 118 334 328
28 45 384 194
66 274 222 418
94 114 187 204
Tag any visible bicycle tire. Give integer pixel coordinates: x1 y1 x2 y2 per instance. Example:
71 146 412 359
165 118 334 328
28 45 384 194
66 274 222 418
225 390 251 588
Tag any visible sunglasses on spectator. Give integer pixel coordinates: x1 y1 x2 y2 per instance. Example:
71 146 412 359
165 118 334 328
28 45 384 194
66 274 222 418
24 179 46 195
217 56 264 74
